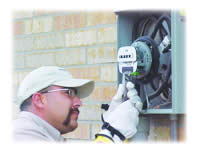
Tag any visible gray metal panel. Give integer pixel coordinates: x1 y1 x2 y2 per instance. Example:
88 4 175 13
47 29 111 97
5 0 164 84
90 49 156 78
142 109 173 114
117 15 134 47
116 10 185 114
171 11 186 114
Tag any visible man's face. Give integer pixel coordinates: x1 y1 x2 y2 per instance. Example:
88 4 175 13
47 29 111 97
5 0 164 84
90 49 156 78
42 85 82 134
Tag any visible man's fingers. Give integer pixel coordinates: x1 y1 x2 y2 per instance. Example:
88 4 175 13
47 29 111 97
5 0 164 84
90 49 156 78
126 82 135 91
135 101 143 112
127 88 138 99
128 96 143 112
126 82 137 100
113 82 135 101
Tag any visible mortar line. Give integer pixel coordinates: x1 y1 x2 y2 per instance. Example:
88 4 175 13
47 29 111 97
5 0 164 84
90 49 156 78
14 43 117 54
14 23 117 38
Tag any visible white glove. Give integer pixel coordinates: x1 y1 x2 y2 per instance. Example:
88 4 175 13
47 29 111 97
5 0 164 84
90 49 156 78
102 84 124 118
99 82 143 142
126 82 143 112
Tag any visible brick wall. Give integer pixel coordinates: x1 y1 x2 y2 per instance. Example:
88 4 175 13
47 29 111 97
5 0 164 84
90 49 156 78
13 10 185 142
13 11 117 142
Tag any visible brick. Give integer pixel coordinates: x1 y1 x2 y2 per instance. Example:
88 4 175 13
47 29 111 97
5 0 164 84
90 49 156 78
91 123 102 139
148 117 171 141
178 127 185 141
97 26 117 44
87 46 117 64
90 85 117 101
87 12 116 26
13 53 25 69
63 123 90 140
65 29 97 47
78 104 102 121
15 33 64 51
34 17 53 33
13 71 30 101
17 71 30 85
24 17 53 34
25 53 55 68
148 126 171 141
100 64 117 82
33 10 59 16
54 13 85 31
14 21 23 35
178 114 186 141
33 33 65 50
66 66 99 82
13 11 33 19
14 37 34 51
13 71 18 87
24 20 33 34
55 49 86 66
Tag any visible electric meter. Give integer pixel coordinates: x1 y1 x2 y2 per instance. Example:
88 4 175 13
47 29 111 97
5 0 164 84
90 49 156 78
131 41 152 79
117 46 137 74
116 10 185 114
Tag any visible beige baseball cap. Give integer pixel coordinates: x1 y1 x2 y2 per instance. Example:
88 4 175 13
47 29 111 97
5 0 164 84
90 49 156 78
16 66 94 105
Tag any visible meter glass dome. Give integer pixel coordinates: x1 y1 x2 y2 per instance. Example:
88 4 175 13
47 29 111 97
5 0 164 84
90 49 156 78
131 41 152 79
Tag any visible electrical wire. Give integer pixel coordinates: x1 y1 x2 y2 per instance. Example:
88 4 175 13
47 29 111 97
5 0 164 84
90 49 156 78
136 14 172 108
151 15 171 39
147 54 171 100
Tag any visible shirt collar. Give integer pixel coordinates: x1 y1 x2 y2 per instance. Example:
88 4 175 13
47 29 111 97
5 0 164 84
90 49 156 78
19 111 64 142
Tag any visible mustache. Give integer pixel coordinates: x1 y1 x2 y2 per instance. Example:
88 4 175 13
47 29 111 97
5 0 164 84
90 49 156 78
72 108 80 114
63 108 79 125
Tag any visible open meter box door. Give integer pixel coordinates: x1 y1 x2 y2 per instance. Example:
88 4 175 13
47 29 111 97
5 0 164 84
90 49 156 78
116 10 186 114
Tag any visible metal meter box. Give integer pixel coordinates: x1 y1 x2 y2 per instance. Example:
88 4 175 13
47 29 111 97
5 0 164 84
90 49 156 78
116 10 186 114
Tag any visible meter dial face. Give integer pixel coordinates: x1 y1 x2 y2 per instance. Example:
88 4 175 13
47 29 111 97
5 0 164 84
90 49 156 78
132 41 152 79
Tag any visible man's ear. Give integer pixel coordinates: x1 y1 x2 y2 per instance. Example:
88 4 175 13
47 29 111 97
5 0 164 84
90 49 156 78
32 93 45 109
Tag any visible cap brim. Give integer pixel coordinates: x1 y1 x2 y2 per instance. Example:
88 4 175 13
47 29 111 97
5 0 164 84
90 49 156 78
54 79 94 99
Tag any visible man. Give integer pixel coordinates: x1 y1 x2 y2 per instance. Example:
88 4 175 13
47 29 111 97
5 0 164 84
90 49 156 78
13 66 142 143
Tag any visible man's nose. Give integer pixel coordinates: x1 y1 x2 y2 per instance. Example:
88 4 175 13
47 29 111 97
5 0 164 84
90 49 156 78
72 96 82 108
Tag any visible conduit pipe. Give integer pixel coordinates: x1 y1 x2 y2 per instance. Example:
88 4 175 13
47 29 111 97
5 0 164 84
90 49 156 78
170 114 178 141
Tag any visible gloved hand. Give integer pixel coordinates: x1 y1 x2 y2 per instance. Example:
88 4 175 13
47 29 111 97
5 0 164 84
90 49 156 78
98 82 143 142
126 82 143 112
102 83 124 118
